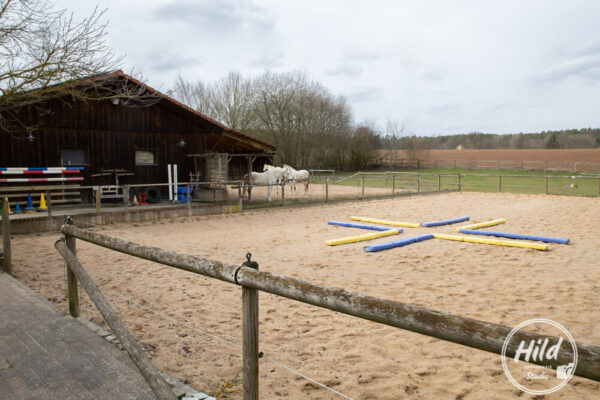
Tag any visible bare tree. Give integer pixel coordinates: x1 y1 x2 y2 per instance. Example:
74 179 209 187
0 0 157 134
169 74 211 115
209 71 256 132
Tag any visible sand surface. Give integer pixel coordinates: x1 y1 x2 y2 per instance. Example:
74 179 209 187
10 192 600 399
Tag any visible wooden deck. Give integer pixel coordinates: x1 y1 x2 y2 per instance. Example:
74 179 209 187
0 273 157 400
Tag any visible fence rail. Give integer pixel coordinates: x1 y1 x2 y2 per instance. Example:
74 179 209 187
57 224 600 399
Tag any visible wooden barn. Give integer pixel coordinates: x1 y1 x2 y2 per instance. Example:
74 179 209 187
0 71 276 205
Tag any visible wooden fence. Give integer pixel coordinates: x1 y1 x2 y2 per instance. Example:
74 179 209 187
56 223 600 399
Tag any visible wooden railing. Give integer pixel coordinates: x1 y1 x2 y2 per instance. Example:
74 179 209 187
56 223 600 399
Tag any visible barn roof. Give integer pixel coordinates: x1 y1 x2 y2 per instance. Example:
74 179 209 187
17 70 276 154
111 70 275 154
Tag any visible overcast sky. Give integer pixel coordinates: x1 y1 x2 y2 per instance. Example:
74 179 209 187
56 0 600 136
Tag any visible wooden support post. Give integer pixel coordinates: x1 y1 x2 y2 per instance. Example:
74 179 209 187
497 160 499 170
46 191 52 218
280 183 285 207
2 201 12 275
498 175 502 193
325 178 329 203
458 174 462 191
545 177 549 195
438 174 441 192
246 156 255 201
238 183 243 211
242 258 259 400
417 175 420 193
186 184 192 217
65 218 79 318
392 175 396 195
95 188 101 214
123 185 130 206
544 161 548 173
361 177 365 200
54 240 174 400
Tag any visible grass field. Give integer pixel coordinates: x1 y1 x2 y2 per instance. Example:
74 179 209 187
311 168 600 197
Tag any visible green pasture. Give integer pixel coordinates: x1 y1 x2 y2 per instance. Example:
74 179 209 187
310 168 600 197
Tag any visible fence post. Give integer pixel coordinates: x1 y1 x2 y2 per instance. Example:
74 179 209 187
498 175 502 193
123 185 130 206
545 177 549 195
325 178 329 203
46 191 52 218
458 174 462 191
361 177 365 200
2 200 12 275
544 161 548 173
95 187 101 212
65 217 80 317
438 174 441 192
242 255 259 400
598 177 600 197
392 176 396 195
417 175 420 193
572 162 576 173
186 184 192 217
280 183 285 207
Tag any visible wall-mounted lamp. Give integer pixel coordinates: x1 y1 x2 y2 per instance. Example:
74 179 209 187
26 131 36 143
177 138 186 148
111 98 121 106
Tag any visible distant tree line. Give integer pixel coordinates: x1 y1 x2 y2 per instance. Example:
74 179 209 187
170 71 378 170
378 129 600 152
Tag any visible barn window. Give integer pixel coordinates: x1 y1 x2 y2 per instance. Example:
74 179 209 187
61 149 88 166
135 150 157 165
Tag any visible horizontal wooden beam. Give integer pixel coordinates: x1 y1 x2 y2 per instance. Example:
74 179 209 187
60 224 600 382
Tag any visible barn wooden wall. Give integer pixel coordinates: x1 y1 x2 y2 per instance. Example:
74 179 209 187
1 98 217 187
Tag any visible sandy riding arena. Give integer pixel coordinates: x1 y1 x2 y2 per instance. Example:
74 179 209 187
11 192 600 399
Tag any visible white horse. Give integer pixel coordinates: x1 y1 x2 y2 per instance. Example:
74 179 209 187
263 164 285 183
283 164 310 193
242 167 286 202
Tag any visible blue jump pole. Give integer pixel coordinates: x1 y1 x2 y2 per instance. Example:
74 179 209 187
328 221 403 233
458 229 570 244
364 234 435 252
421 216 470 227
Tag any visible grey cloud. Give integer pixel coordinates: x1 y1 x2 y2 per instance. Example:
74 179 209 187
537 54 600 82
428 103 460 114
154 0 275 34
487 102 516 113
248 54 284 68
147 54 206 73
340 52 382 63
325 64 363 77
345 87 383 103
420 70 444 82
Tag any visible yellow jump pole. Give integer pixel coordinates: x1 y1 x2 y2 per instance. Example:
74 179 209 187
433 233 548 251
326 229 400 246
350 216 420 228
457 218 506 231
